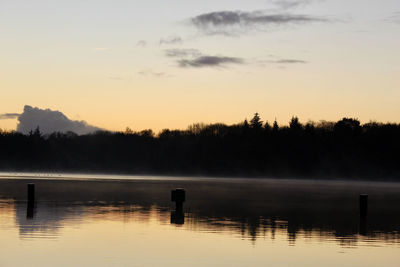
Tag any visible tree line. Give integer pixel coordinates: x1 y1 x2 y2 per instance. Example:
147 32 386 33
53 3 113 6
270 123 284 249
0 114 399 180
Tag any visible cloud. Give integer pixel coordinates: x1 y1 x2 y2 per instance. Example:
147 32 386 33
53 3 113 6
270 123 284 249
385 12 400 24
272 59 307 64
189 10 327 35
159 36 183 45
202 30 239 37
164 48 303 68
273 0 313 10
138 70 167 77
136 40 147 47
256 57 308 66
0 113 20 120
163 48 244 68
178 56 244 68
192 11 324 27
164 48 202 58
16 105 101 135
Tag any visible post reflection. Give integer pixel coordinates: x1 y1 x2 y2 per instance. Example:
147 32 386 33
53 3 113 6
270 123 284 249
170 210 185 225
6 198 400 245
26 201 35 219
170 188 185 225
0 178 399 246
359 217 368 236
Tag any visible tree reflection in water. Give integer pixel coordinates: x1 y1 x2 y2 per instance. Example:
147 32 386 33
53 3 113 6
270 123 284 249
0 177 399 246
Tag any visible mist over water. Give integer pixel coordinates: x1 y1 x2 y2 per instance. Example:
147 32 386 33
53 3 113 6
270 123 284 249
0 174 399 266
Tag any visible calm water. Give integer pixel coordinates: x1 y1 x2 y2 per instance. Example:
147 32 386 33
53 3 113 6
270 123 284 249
0 173 399 267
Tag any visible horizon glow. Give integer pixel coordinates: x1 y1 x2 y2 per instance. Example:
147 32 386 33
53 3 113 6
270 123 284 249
1 0 399 132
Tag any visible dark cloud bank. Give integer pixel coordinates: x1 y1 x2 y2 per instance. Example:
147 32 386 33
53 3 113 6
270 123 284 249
1 105 101 135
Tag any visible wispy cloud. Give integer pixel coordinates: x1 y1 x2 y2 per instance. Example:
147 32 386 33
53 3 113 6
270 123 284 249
385 12 400 24
178 56 244 68
159 36 183 45
202 30 239 37
192 11 325 28
273 0 313 10
164 48 305 69
164 48 244 68
138 70 167 77
257 56 308 65
271 59 307 64
189 10 327 35
136 40 147 47
164 48 202 58
0 113 20 120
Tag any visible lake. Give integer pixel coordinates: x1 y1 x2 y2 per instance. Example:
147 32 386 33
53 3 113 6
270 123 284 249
0 173 399 266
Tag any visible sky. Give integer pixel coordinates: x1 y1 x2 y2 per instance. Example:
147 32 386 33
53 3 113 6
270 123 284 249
1 0 399 132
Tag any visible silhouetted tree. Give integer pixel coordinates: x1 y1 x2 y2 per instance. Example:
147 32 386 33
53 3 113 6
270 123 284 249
0 115 399 179
139 129 154 137
272 120 279 132
125 127 134 135
289 116 302 131
243 119 249 129
264 121 272 132
250 113 263 129
334 118 361 135
187 123 206 135
29 126 42 138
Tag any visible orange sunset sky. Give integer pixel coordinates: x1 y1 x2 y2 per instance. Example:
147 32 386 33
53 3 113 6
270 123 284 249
1 0 399 132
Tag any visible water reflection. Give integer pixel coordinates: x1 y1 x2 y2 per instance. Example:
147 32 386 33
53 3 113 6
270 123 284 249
15 201 85 239
26 200 35 219
0 177 400 246
170 211 185 225
359 217 368 236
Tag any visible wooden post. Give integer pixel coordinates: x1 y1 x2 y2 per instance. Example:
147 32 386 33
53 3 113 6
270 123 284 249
359 194 368 218
27 183 35 219
171 188 185 213
171 188 185 202
27 183 35 202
